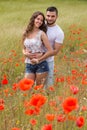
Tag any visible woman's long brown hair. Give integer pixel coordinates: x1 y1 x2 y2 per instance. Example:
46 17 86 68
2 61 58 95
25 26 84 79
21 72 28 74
23 11 47 41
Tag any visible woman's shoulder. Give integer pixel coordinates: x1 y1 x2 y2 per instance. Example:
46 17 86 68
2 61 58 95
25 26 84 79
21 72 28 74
40 30 47 41
40 30 46 36
38 30 45 38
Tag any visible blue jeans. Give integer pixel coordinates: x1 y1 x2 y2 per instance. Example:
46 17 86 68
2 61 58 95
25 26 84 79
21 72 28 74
44 61 54 88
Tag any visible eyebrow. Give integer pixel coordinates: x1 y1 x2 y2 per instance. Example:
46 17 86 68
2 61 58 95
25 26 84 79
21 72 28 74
47 15 55 17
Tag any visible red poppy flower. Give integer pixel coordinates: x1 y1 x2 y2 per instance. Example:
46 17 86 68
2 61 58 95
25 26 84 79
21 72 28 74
81 106 87 111
33 106 40 115
0 99 4 104
76 116 85 128
45 114 55 121
62 97 78 113
24 101 30 108
48 86 55 91
1 78 8 85
56 77 64 82
15 63 19 67
49 100 56 107
30 119 37 125
57 114 66 122
25 108 34 115
29 94 47 108
18 78 34 91
67 115 77 121
34 85 43 90
11 128 20 130
70 85 79 94
82 76 87 85
71 69 78 75
12 83 18 91
25 107 40 115
0 104 4 111
41 124 52 130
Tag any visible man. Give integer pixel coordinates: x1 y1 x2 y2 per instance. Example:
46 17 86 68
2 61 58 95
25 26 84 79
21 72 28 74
44 6 64 88
22 6 64 88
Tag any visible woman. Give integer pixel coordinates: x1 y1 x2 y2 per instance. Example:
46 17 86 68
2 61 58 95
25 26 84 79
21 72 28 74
22 11 53 85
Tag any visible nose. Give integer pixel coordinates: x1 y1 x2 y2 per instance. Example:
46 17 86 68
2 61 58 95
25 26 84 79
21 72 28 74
48 16 52 20
39 20 42 24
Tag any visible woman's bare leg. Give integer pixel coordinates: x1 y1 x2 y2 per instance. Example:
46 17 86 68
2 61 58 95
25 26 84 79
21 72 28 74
25 73 36 81
36 72 48 85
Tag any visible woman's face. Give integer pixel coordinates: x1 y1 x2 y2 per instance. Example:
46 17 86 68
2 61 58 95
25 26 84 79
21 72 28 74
34 15 44 28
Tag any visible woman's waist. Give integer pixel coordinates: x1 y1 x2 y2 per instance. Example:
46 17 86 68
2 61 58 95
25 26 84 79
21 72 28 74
25 58 46 64
25 52 45 64
30 52 44 59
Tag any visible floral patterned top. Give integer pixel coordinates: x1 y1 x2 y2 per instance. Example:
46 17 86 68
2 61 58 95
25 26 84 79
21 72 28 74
24 30 44 63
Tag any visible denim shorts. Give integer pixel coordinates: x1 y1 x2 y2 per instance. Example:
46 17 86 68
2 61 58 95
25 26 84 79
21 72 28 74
25 60 49 74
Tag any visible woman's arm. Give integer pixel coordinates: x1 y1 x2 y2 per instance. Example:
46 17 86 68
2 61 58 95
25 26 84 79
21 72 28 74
38 31 54 62
30 31 54 64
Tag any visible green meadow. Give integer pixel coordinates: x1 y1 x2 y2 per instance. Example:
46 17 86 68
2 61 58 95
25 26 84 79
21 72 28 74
0 0 87 130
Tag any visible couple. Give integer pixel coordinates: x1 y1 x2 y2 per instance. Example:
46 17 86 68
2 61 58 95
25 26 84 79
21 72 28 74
22 6 64 88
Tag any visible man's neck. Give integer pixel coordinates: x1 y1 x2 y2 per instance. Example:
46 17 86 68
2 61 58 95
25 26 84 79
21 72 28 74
47 23 56 27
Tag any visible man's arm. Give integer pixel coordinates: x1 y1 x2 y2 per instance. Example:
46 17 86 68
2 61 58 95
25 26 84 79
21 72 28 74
31 42 63 64
37 42 63 63
52 42 63 55
25 42 63 64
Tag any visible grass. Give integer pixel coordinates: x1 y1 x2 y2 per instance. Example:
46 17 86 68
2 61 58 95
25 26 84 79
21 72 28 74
0 0 87 130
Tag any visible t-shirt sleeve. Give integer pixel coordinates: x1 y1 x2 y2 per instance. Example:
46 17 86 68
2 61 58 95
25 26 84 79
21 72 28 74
55 31 64 44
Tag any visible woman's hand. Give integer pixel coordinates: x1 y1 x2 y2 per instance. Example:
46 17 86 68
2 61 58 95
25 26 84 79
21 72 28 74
23 49 43 59
23 49 36 59
30 58 39 64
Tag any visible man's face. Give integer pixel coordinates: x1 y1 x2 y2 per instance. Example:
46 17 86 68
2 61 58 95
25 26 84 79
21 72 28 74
46 11 57 26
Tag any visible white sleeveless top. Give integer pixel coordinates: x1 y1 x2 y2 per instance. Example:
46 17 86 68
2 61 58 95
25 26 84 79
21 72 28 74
24 30 44 63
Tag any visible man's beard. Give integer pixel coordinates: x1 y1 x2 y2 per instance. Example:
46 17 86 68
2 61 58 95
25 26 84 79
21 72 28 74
47 20 56 25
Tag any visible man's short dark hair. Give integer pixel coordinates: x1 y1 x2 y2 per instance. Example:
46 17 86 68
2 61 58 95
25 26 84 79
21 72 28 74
46 6 58 15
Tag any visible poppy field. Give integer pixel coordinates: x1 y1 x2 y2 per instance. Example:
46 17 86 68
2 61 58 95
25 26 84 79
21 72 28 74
0 0 87 130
